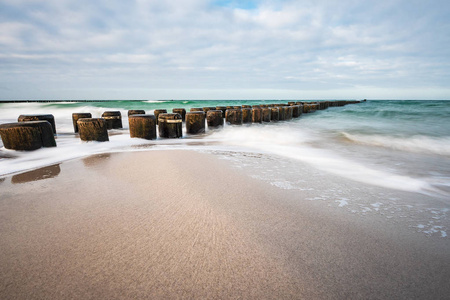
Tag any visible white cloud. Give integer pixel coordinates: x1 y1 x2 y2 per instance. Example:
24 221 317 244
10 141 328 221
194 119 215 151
0 0 449 99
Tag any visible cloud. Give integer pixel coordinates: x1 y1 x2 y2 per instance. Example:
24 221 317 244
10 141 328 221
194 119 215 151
0 0 449 99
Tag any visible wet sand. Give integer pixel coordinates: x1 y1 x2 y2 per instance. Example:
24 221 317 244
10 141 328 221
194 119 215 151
0 150 449 299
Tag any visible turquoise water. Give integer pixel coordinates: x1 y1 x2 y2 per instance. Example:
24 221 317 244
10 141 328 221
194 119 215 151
10 99 447 137
0 100 449 196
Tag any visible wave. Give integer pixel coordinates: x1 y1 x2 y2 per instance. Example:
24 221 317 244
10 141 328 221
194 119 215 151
342 132 450 156
1 100 449 199
209 126 448 197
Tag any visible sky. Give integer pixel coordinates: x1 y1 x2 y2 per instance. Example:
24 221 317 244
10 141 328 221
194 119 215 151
0 0 449 100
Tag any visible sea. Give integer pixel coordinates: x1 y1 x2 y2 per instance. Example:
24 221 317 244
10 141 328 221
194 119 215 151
1 99 449 237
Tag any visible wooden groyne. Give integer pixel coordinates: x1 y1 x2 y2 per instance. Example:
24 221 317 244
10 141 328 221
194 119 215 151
0 100 362 150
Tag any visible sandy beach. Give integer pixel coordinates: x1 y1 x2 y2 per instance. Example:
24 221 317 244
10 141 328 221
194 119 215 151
1 150 449 299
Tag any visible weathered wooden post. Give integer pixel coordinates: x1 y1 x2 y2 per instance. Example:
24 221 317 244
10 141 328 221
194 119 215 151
18 114 56 134
72 113 92 133
206 110 223 128
154 109 167 125
172 108 186 122
285 106 293 120
225 109 243 125
101 111 122 129
128 110 145 116
128 114 157 140
186 111 206 134
77 118 109 142
190 107 203 112
262 108 271 122
158 113 182 138
252 107 262 123
242 108 252 123
270 107 279 121
202 107 216 115
216 106 227 118
278 105 286 120
303 103 311 113
292 105 302 118
0 121 56 150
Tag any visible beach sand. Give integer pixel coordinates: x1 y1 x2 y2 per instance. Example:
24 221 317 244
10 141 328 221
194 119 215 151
0 150 449 299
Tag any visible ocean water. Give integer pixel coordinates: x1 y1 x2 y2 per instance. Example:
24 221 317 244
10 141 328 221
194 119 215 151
1 100 449 236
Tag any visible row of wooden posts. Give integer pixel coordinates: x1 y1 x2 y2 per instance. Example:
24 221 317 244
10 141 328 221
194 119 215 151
0 101 361 151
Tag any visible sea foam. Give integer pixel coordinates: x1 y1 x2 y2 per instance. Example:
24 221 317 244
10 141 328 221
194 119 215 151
342 132 450 156
210 125 448 197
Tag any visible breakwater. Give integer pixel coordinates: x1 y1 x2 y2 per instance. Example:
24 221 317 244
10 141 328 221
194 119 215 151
0 101 361 149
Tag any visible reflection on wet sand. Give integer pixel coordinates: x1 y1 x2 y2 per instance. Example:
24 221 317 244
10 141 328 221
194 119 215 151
0 177 5 184
11 164 61 184
82 153 111 168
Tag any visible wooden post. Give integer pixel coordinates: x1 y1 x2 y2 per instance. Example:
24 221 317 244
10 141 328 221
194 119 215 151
77 118 109 142
158 113 182 138
186 111 206 134
101 111 122 129
225 109 243 125
0 121 56 150
72 113 92 133
206 110 224 128
128 114 157 140
173 108 186 122
18 114 56 134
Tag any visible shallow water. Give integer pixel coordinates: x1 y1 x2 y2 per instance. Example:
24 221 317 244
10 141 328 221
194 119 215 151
1 100 449 193
1 100 449 236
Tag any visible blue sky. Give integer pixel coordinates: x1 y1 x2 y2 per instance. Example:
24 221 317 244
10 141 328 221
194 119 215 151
0 0 449 100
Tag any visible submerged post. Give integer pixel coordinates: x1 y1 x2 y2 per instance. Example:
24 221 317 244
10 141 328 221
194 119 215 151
0 121 56 150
